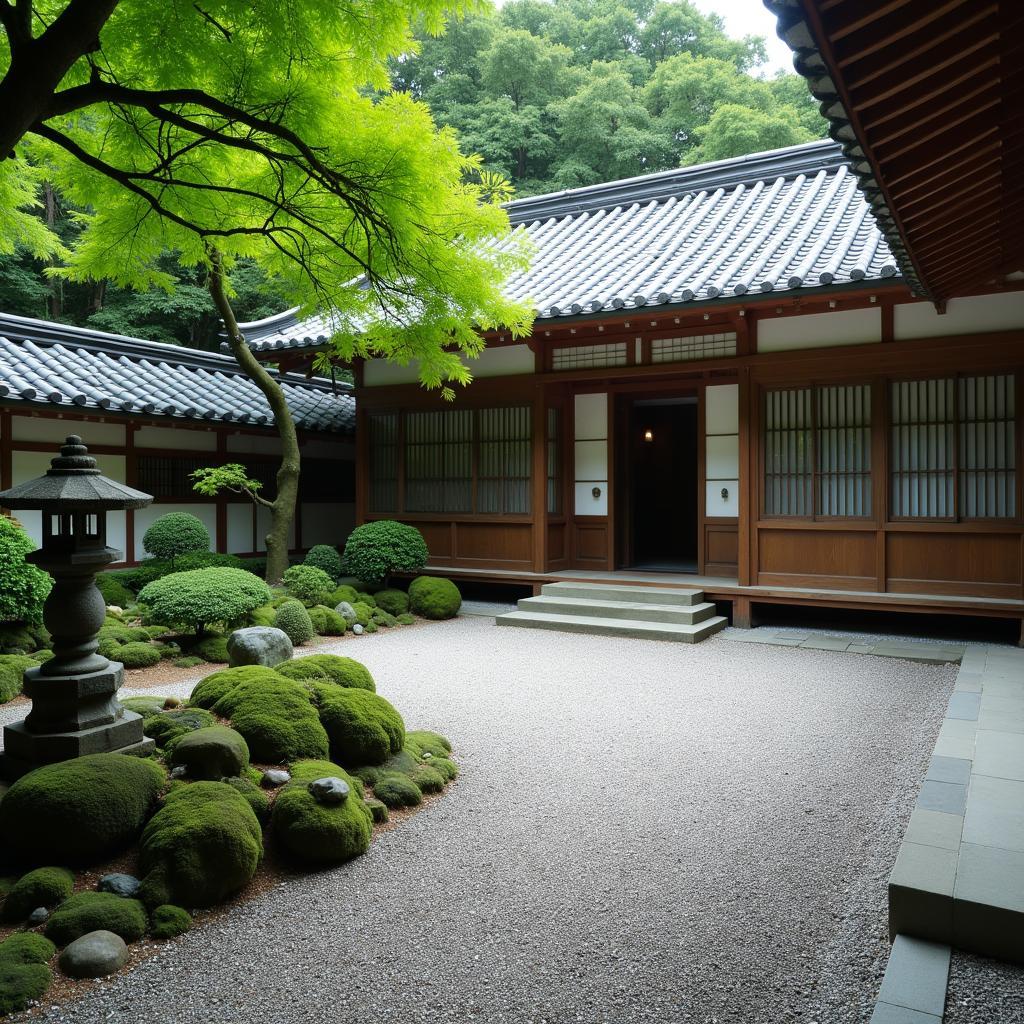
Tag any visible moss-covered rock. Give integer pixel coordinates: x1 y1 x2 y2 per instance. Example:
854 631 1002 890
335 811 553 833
113 641 162 668
271 760 372 866
189 665 281 709
0 654 35 704
371 608 398 628
273 600 315 645
372 772 423 809
220 777 271 825
0 754 166 867
364 797 389 824
278 654 375 692
0 962 51 1016
426 756 459 783
373 589 410 616
409 763 447 794
139 782 262 909
307 605 347 636
150 904 193 939
328 584 360 607
2 867 74 922
314 686 404 767
396 613 416 626
119 695 168 719
170 726 249 780
45 892 148 946
144 707 216 749
191 635 230 663
0 933 55 966
406 730 453 758
408 576 461 620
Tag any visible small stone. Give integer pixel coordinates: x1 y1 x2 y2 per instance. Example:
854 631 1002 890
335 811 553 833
261 768 291 789
352 623 364 635
59 930 129 979
169 765 187 780
28 907 49 925
335 601 358 626
308 776 350 804
106 605 123 615
423 752 433 759
226 626 294 668
98 873 141 898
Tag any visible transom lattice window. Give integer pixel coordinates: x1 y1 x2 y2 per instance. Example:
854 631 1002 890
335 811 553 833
551 342 627 370
651 332 737 363
763 383 872 518
890 374 1015 520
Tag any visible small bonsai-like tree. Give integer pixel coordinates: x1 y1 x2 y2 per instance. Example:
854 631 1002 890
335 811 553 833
142 513 210 565
282 565 335 606
0 515 52 626
138 567 271 636
303 545 343 582
340 521 428 586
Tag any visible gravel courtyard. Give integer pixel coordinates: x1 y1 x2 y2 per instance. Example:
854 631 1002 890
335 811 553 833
15 617 959 1024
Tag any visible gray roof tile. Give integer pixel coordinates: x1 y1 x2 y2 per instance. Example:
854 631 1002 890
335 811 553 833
0 313 353 434
238 140 898 354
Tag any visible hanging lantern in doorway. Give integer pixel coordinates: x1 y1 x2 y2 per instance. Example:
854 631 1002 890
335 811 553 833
643 428 654 442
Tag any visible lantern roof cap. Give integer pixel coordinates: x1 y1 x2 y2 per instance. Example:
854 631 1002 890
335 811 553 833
0 436 153 511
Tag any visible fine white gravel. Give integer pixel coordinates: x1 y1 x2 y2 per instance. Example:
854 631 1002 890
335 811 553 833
5 618 970 1022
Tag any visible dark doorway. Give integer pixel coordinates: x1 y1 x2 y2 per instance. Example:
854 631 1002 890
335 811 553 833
624 397 699 572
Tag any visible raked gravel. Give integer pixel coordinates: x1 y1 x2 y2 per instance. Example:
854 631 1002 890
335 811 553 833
3 617 986 1023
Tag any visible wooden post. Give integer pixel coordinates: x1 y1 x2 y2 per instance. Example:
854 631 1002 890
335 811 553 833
732 595 754 629
531 385 547 573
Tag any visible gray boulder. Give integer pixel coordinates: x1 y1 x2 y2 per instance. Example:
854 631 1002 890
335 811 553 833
170 726 249 780
308 777 350 805
227 626 293 668
98 873 140 898
352 623 364 636
334 601 357 626
261 768 291 789
28 907 49 925
59 930 129 978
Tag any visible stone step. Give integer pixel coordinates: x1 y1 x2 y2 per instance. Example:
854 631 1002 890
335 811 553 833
495 609 728 643
518 594 718 625
539 581 704 606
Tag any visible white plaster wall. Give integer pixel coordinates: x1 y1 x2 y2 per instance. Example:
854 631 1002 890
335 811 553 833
10 417 125 445
255 505 296 552
705 384 738 518
893 292 1024 340
757 307 881 352
135 425 217 450
301 502 355 548
363 344 534 386
226 503 254 554
134 503 216 556
574 393 607 515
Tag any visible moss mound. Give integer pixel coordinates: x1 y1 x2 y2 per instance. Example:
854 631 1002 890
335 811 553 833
271 760 372 866
150 904 193 940
45 892 148 946
247 604 277 628
115 641 161 669
373 772 423 809
406 730 453 758
349 601 373 627
2 867 74 922
307 605 347 636
364 797 389 824
170 726 250 780
96 572 135 608
397 613 416 626
192 635 230 663
221 777 271 825
0 963 51 1016
0 754 166 867
0 654 37 703
408 576 461 619
139 781 262 909
371 609 398 628
0 933 55 966
409 762 447 794
328 584 360 607
314 686 405 767
189 665 280 709
144 707 215 749
119 695 168 719
373 589 409 616
279 654 375 692
173 655 205 669
273 600 315 645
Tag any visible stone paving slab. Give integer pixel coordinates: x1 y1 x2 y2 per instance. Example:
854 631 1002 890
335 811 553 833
721 626 966 664
876 936 951 1018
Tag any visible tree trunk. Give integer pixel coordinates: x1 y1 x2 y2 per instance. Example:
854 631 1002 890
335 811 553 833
207 248 299 585
44 183 62 318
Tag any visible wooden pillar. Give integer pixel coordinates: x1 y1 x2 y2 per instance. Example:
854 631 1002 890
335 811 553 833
354 399 369 528
737 367 753 586
531 385 547 573
124 422 137 564
732 595 754 629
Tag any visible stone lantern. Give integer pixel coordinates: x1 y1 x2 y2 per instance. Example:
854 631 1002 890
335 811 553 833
0 435 155 779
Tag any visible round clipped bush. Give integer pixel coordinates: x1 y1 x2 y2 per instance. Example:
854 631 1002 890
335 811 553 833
0 754 166 867
278 654 375 692
303 545 342 582
95 573 134 609
115 641 162 669
328 584 360 607
0 516 52 627
141 512 210 563
2 868 74 922
314 686 405 767
139 782 262 909
0 654 36 704
408 576 461 620
170 726 250 780
45 892 148 946
307 605 347 636
374 589 409 616
139 567 271 636
397 613 416 625
273 599 315 646
150 905 193 940
144 707 215 749
340 520 428 585
282 565 335 606
271 760 372 865
0 962 51 1016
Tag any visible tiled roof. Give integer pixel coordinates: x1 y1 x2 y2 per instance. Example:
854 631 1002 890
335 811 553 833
0 313 354 434
238 140 899 354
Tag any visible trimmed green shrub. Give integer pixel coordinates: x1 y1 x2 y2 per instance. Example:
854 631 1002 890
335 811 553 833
282 565 334 606
271 760 372 865
350 601 373 628
0 753 166 867
139 782 262 909
328 584 360 607
340 520 428 585
45 892 148 946
221 777 270 825
314 686 405 767
121 552 244 593
273 600 315 645
142 512 210 563
144 707 215 749
30 649 53 663
355 591 377 607
192 634 230 663
374 589 409 616
150 904 193 940
371 608 397 628
363 621 378 634
373 772 423 808
139 567 271 635
0 962 51 1015
247 604 276 627
307 605 347 636
0 933 55 966
0 654 36 704
158 642 182 660
2 868 74 922
408 576 461 620
172 655 204 669
303 545 343 582
0 624 36 654
279 654 375 692
96 572 134 608
0 516 52 627
116 641 162 669
171 726 249 780
397 613 416 626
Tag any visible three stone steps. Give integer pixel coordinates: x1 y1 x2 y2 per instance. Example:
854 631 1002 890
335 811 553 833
495 581 727 643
